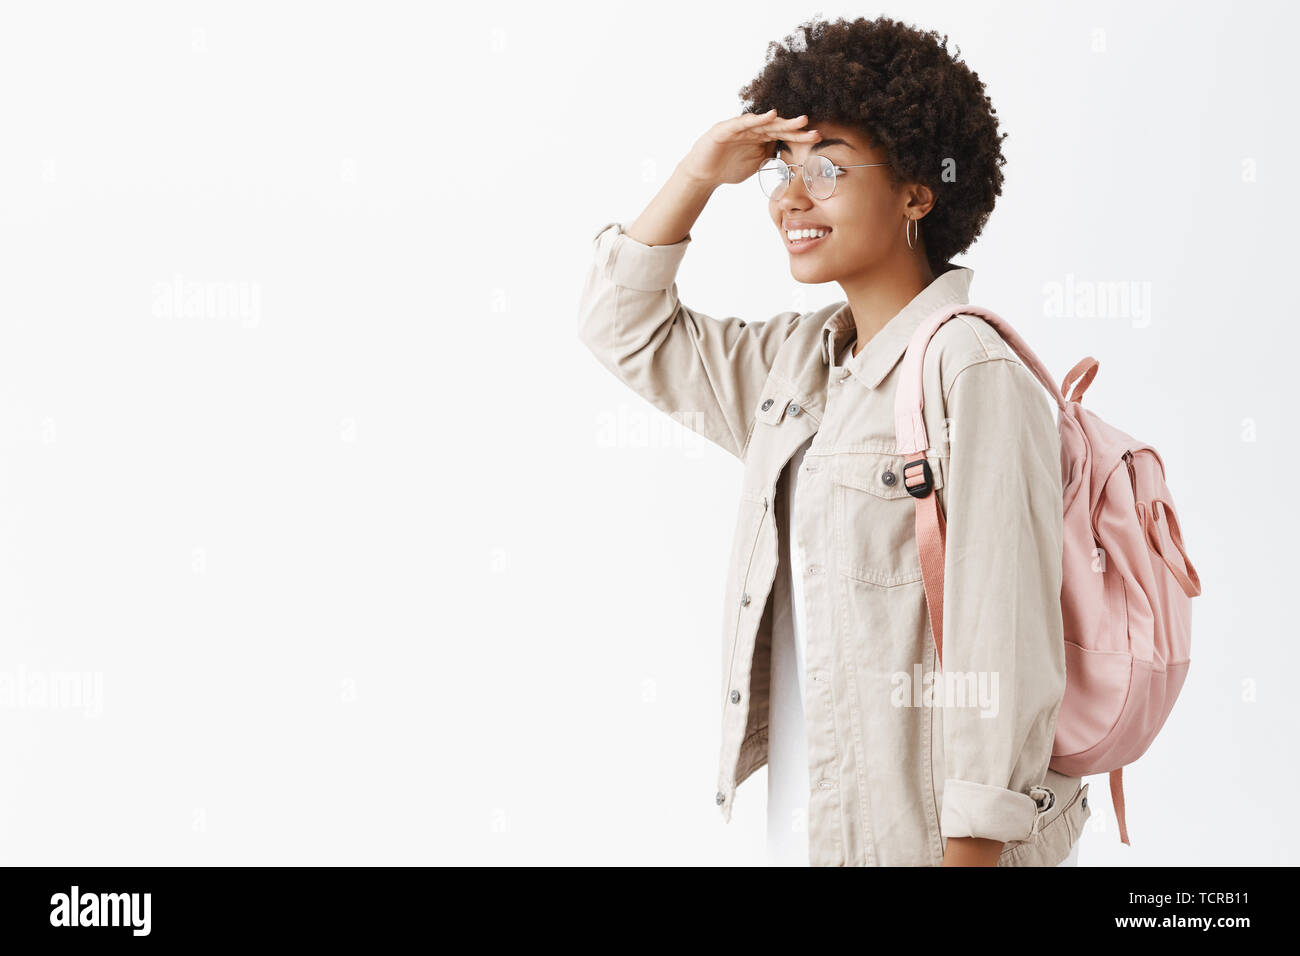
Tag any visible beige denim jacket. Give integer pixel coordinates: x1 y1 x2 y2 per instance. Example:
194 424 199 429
577 221 1092 866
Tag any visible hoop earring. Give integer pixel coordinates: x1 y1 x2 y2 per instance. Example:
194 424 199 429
905 216 919 250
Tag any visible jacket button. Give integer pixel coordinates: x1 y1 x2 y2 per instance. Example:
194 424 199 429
761 398 773 411
1082 796 1088 810
715 790 726 805
881 470 897 486
740 592 751 607
786 403 802 417
729 690 741 703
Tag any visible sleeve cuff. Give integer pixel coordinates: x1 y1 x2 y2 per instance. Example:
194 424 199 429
940 778 1043 843
592 221 691 293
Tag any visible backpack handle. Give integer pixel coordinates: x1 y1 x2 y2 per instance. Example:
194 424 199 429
1061 356 1100 404
894 304 1067 455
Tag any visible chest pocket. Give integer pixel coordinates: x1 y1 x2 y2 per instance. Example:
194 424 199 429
831 452 944 587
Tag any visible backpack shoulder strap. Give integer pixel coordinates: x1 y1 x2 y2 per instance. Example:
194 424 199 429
907 470 948 666
894 303 1068 670
894 303 1066 457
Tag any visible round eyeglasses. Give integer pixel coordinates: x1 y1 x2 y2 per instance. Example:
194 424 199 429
758 154 891 201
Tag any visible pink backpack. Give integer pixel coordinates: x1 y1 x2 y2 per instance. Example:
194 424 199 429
893 303 1202 846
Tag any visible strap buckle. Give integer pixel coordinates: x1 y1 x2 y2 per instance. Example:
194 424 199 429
903 457 933 498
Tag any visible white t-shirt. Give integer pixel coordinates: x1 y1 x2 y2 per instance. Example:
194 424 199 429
766 338 853 867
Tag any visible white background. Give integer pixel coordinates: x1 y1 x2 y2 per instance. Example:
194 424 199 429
0 0 1295 865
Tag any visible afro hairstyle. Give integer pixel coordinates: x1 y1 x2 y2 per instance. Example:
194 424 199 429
738 14 1008 271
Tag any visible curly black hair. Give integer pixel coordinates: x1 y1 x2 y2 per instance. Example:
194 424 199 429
738 15 1008 272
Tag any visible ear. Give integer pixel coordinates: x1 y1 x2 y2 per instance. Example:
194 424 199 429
904 182 936 219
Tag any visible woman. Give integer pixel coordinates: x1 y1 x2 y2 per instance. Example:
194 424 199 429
577 14 1090 866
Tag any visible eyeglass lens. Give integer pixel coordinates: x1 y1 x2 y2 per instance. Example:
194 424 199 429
758 155 837 200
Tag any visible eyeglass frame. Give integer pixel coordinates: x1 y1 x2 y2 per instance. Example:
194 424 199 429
758 154 892 200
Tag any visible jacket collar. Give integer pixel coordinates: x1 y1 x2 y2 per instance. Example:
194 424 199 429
819 264 974 390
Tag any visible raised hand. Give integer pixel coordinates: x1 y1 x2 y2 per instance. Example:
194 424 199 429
679 110 821 189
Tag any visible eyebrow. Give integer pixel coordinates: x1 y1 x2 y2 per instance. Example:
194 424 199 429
774 136 857 156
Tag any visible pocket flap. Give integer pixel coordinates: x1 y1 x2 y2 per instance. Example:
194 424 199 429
756 388 795 426
832 452 945 500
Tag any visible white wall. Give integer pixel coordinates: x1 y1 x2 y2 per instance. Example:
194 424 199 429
0 0 1292 865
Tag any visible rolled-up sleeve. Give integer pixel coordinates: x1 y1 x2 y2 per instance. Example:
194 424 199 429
936 355 1066 843
577 221 803 460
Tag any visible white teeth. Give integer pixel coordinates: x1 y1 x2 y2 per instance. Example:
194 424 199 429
787 228 829 240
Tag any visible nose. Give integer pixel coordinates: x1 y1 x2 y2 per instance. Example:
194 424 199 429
777 169 814 208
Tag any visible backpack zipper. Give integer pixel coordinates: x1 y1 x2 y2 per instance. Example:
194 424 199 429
1090 446 1161 541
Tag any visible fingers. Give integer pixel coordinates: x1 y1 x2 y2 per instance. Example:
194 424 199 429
737 110 820 143
739 109 813 129
764 125 820 139
758 123 820 143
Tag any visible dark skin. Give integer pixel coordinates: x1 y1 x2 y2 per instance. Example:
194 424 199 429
764 116 940 359
941 835 1004 867
629 110 1004 867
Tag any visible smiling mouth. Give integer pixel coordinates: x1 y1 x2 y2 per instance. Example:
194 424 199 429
785 229 832 253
